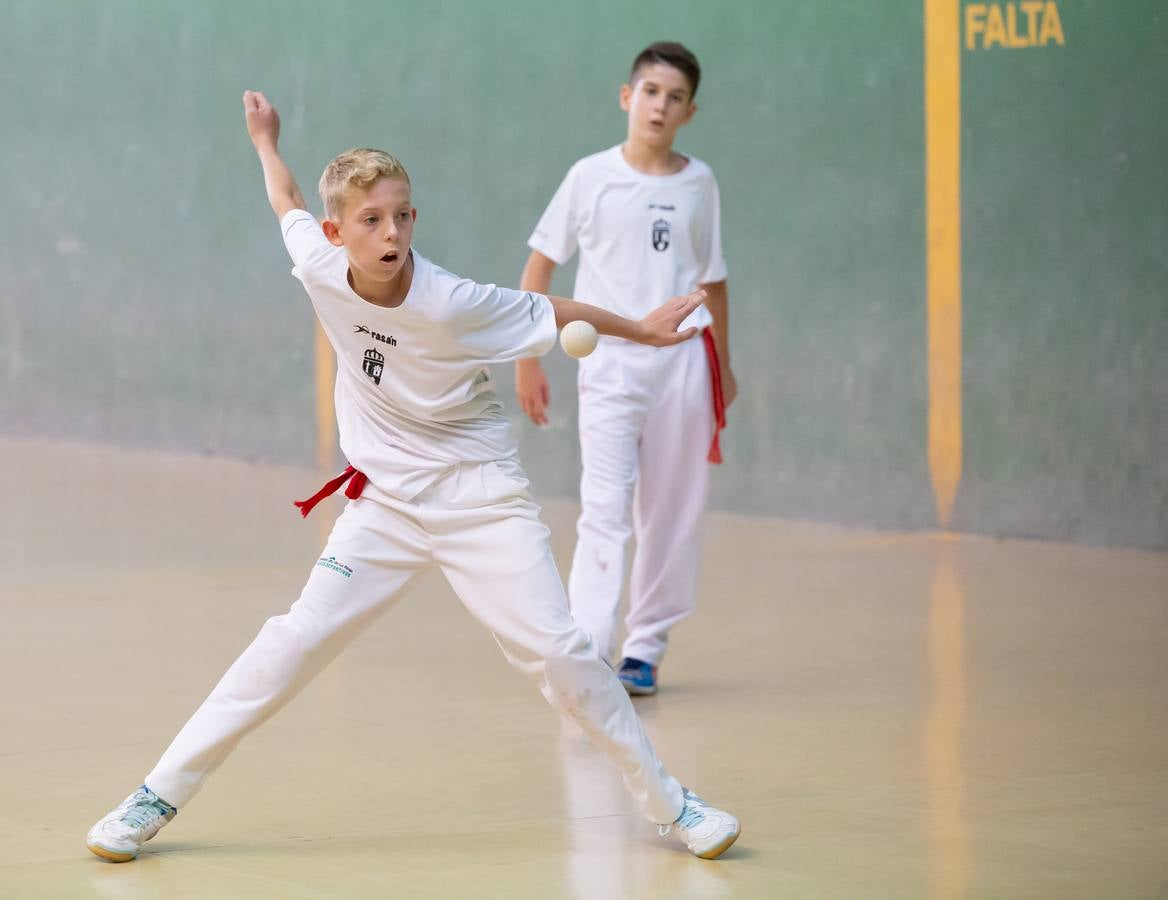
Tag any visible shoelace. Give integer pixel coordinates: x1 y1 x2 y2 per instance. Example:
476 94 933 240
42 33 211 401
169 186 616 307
658 800 704 837
119 794 169 830
676 803 705 829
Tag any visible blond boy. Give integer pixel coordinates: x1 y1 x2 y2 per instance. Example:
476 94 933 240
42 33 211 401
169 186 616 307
85 91 740 863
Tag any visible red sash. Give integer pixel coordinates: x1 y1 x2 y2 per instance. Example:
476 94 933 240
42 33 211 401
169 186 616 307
294 465 367 518
701 328 727 464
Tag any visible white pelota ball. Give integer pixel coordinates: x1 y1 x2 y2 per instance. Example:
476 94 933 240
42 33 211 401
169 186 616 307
559 320 599 358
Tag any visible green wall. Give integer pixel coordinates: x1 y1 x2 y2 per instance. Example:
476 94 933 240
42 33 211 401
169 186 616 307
0 1 1163 547
958 0 1167 546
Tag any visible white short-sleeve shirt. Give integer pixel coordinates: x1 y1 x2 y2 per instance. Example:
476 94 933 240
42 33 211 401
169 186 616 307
281 209 557 499
528 145 727 332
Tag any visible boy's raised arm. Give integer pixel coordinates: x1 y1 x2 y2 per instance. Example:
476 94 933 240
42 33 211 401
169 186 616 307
242 90 308 220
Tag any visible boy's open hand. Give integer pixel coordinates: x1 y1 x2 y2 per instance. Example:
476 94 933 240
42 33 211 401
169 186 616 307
636 289 707 346
243 90 280 147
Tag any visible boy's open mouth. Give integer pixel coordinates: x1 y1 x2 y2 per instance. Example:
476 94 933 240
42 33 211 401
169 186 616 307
381 252 398 263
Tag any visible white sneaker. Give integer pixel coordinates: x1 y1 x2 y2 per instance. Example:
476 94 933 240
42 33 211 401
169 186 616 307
660 788 741 859
86 786 177 862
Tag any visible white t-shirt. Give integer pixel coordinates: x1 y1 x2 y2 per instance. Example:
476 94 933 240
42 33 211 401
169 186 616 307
281 209 557 499
528 145 727 333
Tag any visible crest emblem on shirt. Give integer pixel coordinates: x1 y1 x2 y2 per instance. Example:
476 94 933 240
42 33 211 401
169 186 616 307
651 218 671 252
362 347 384 386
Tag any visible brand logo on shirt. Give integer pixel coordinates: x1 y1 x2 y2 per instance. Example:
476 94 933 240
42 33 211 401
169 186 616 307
315 555 354 578
651 218 671 252
354 325 398 347
362 347 384 386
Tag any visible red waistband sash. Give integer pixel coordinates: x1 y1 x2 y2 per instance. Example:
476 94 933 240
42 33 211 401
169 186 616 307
701 328 727 465
294 465 367 518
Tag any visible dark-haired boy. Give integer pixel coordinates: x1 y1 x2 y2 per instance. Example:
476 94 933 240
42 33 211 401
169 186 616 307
516 42 737 696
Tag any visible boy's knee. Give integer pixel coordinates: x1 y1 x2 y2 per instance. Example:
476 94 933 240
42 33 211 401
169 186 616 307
253 612 311 655
578 502 633 541
498 621 594 670
543 648 624 722
259 597 338 654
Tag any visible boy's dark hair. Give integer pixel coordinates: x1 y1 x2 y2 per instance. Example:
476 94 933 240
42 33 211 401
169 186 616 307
630 42 701 99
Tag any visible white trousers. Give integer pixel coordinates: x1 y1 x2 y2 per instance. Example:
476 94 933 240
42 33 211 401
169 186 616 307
568 335 714 667
145 459 684 825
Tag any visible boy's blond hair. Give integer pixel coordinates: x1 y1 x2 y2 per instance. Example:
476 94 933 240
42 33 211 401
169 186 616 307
318 148 411 219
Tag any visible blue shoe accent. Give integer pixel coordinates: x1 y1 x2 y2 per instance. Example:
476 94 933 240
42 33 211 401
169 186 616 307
617 657 658 695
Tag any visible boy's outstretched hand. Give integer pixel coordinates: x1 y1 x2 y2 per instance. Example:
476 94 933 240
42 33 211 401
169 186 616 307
241 90 306 220
243 90 280 148
636 289 707 347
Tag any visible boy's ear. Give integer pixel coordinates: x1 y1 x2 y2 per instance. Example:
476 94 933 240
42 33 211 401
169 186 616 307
619 83 632 112
683 100 697 124
321 218 344 246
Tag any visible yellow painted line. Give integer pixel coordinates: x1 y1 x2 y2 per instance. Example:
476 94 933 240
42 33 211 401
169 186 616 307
314 320 337 471
925 0 964 528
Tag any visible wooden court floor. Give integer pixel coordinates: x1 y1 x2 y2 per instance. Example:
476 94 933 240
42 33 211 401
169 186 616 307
1 438 1165 899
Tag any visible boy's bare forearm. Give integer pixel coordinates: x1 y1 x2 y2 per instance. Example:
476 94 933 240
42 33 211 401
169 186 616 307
702 280 730 363
548 289 705 348
254 141 307 219
702 279 739 407
242 91 306 219
519 250 556 294
518 252 557 370
548 297 642 341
